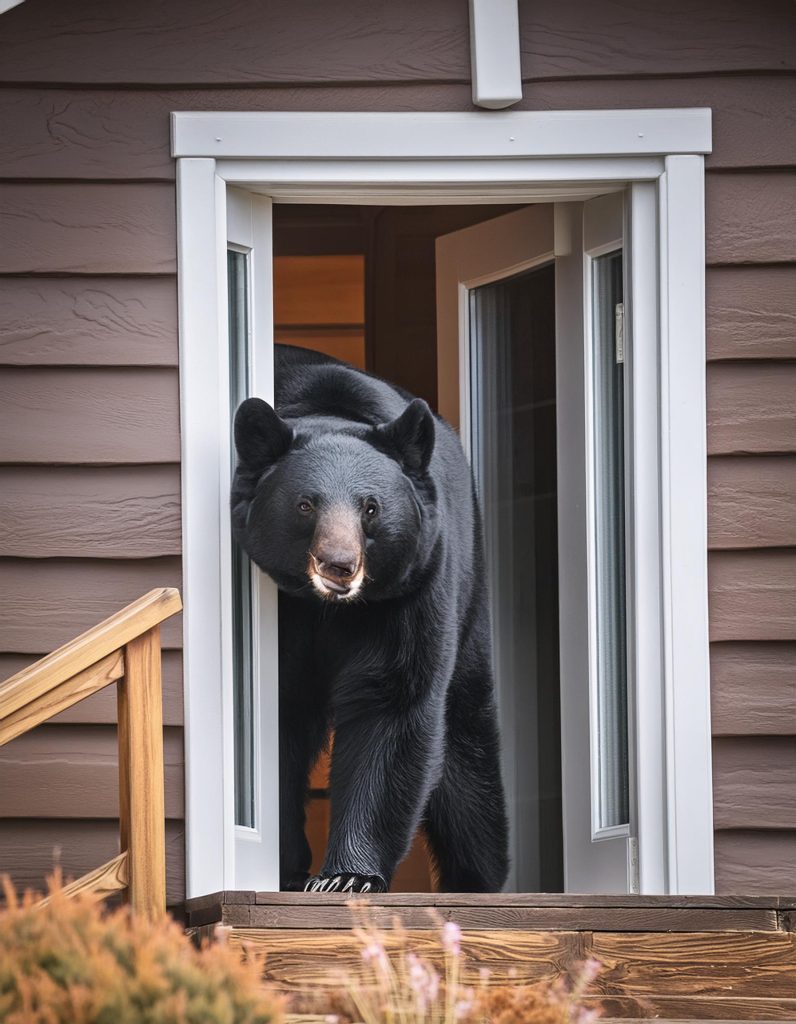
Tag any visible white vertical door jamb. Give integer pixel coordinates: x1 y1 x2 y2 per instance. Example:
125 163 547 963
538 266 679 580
626 182 668 893
658 155 714 893
177 158 231 897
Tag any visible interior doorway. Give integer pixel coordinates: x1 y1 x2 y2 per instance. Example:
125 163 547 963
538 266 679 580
266 202 563 892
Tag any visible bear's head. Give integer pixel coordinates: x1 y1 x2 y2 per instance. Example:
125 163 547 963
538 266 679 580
231 397 437 602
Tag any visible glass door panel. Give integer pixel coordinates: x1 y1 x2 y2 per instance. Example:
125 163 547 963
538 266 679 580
469 262 563 893
227 249 256 829
591 251 630 835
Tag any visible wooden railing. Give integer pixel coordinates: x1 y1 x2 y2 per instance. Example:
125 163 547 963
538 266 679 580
0 588 182 920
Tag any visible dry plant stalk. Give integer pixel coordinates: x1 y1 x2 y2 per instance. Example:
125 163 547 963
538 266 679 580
296 908 602 1024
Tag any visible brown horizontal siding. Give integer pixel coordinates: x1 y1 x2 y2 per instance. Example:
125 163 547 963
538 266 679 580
0 0 792 85
706 171 796 266
713 737 796 830
0 819 185 905
0 184 175 274
711 642 796 736
715 830 796 894
0 277 178 366
0 466 181 559
0 649 183 727
0 724 183 818
1 77 794 181
0 368 180 464
709 550 796 642
708 456 796 549
1 177 790 279
707 266 796 361
707 361 796 455
0 557 183 653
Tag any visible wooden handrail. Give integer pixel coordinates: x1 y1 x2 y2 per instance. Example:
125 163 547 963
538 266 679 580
0 588 182 721
0 588 182 920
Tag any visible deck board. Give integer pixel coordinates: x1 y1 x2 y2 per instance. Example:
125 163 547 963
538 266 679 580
185 892 796 1019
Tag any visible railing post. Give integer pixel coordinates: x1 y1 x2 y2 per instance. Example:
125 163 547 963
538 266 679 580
118 624 166 919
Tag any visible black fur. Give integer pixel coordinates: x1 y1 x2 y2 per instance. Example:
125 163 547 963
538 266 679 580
231 344 509 892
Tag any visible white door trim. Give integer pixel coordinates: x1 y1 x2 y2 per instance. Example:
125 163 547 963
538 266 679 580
173 110 713 897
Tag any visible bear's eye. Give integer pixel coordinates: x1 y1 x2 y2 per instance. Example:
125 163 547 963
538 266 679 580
364 500 379 518
297 499 313 515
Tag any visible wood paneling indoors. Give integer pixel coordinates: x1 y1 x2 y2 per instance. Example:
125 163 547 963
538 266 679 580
274 254 366 368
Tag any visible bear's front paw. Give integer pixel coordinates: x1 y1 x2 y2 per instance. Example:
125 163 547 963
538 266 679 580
303 872 387 894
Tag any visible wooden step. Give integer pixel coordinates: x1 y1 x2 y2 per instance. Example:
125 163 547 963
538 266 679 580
184 892 796 1021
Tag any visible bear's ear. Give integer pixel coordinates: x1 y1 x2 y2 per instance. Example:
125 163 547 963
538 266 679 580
376 398 435 476
234 397 293 472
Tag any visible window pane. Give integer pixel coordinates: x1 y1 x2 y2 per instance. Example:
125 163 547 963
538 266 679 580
469 262 563 892
591 251 629 831
228 250 255 829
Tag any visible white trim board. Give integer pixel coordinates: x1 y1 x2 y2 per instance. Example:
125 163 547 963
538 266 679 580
173 109 713 898
172 110 711 161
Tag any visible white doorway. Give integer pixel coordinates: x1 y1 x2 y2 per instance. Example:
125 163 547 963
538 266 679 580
174 110 714 897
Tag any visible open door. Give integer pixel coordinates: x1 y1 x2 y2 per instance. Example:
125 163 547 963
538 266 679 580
436 196 635 893
223 187 280 890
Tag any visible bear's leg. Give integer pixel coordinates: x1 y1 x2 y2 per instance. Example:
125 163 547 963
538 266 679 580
423 681 509 893
307 699 445 893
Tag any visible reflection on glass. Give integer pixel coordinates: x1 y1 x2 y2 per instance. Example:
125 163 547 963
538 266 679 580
469 262 563 892
591 251 629 831
228 250 255 829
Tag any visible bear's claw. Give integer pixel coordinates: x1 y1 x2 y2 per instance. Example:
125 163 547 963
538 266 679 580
303 872 387 894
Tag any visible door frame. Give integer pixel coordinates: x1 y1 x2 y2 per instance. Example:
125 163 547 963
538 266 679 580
172 110 714 897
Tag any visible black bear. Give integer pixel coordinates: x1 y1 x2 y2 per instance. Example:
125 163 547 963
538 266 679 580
231 344 508 893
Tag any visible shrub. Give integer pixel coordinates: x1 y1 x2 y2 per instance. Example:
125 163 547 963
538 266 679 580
0 874 283 1024
298 914 602 1024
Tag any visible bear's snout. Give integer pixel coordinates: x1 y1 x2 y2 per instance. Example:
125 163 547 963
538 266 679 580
308 508 365 601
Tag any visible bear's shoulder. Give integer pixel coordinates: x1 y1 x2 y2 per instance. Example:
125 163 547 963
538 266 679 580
275 344 409 428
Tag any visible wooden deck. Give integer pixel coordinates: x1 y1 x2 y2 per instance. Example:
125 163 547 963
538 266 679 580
184 891 796 1021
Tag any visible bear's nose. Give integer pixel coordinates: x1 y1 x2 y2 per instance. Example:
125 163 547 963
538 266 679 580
315 553 358 581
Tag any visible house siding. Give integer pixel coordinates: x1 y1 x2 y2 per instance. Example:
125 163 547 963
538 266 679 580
0 0 793 900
